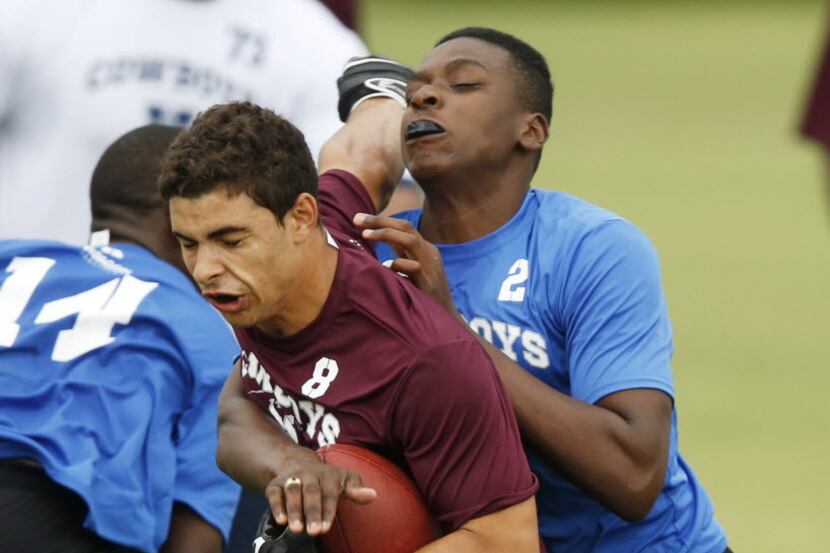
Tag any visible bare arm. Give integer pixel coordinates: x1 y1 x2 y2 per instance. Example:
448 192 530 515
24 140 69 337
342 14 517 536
216 364 376 536
318 98 405 212
356 214 672 522
161 502 222 553
416 497 538 553
475 340 671 522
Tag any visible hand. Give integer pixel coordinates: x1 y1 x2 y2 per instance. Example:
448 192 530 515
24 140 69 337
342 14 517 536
265 446 377 536
337 55 414 122
353 213 457 315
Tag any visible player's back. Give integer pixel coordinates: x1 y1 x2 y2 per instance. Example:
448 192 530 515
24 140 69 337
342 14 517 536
0 0 366 243
0 238 239 551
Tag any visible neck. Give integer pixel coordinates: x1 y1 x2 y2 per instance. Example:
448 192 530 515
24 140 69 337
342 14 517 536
258 227 339 337
94 214 173 259
417 164 531 244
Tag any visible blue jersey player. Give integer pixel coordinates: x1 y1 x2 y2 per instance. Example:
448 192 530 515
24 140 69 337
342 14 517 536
0 126 239 553
357 29 731 553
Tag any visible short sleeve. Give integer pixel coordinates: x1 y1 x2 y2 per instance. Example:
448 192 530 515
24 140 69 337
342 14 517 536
318 169 377 248
390 340 538 531
172 319 241 542
561 220 675 405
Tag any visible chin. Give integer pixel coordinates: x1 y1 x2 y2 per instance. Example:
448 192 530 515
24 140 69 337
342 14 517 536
406 156 448 185
220 311 256 329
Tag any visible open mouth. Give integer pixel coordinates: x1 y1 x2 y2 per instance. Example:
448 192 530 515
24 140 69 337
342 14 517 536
204 292 244 312
405 120 445 141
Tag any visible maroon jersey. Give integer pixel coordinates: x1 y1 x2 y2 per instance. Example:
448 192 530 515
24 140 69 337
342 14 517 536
235 170 537 530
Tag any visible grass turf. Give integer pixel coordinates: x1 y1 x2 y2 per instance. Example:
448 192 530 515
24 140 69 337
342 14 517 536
361 1 830 550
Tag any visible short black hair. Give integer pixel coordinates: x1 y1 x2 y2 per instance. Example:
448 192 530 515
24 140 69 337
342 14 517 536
90 125 181 220
436 27 553 123
158 101 317 224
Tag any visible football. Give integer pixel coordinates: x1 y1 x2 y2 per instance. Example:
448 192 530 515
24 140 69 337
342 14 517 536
316 444 441 553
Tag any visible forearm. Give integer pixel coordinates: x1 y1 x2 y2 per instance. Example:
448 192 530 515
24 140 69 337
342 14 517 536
161 502 222 553
216 373 315 491
318 99 405 211
416 498 538 553
475 336 669 521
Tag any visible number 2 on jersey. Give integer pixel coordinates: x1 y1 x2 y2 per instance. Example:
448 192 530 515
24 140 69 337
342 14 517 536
498 258 529 302
0 256 158 361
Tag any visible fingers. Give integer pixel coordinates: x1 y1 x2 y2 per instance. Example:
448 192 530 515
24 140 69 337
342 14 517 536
282 477 306 534
342 473 378 505
302 478 323 536
266 469 375 537
353 212 414 232
319 470 346 534
361 226 420 253
389 258 422 277
265 479 287 527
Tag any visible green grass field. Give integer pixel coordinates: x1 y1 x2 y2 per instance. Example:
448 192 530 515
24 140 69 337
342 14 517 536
361 1 830 550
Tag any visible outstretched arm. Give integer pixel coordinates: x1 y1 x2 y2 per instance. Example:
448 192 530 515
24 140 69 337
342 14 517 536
216 363 377 536
356 214 672 523
417 497 538 553
318 57 412 212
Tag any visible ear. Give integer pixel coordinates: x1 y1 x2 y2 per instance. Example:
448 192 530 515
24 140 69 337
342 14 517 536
287 192 320 243
518 113 549 153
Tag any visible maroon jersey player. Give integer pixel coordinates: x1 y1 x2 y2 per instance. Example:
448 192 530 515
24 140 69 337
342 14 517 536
159 96 540 550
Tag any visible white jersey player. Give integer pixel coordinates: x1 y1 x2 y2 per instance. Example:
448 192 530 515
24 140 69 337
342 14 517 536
0 0 366 243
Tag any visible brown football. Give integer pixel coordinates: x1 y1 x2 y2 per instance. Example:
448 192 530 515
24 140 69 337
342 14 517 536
316 444 441 553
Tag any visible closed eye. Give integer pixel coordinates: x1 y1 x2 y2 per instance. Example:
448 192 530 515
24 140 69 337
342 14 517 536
452 82 481 89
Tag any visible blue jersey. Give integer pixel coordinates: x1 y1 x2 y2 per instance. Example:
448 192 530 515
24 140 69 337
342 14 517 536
0 239 240 552
377 190 727 553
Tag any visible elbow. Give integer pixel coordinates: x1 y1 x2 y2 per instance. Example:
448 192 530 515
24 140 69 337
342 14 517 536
214 425 232 477
214 403 236 477
465 497 539 553
612 469 664 523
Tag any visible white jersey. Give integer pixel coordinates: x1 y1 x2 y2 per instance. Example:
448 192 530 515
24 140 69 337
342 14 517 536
0 0 366 244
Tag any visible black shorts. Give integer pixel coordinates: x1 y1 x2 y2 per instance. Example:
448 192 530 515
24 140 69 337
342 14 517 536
0 458 138 553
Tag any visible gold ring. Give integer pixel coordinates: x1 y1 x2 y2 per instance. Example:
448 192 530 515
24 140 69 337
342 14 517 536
284 476 302 490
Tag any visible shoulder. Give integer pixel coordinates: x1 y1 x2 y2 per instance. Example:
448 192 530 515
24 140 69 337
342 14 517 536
530 189 657 265
342 248 471 350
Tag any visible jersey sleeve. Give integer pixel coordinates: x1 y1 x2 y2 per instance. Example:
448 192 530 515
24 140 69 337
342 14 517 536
389 339 538 531
318 169 377 249
172 318 241 542
559 220 675 405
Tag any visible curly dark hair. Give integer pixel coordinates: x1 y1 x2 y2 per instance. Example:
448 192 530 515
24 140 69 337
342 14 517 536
158 101 318 223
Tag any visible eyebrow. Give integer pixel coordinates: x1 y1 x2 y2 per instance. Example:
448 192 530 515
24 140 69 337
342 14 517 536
411 58 488 83
173 226 248 242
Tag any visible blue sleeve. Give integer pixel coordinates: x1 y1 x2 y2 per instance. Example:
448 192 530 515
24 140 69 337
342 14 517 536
560 220 674 405
172 319 241 542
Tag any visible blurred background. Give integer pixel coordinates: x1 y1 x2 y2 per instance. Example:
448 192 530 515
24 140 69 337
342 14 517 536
359 0 829 551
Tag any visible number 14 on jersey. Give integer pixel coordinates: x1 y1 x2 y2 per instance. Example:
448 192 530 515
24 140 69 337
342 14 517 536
0 256 157 361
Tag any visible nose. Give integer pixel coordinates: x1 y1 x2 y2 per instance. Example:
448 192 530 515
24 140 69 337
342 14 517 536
189 245 224 286
409 84 440 111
